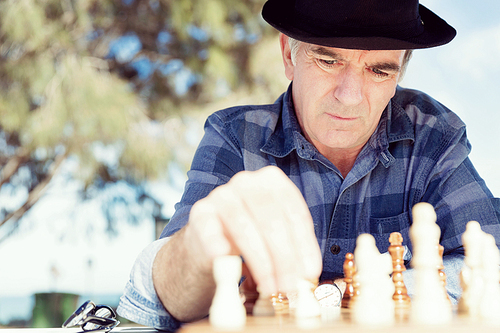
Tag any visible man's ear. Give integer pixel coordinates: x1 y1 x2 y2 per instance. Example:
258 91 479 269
279 33 294 81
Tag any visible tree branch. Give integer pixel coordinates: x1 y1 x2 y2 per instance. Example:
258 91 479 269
0 152 67 231
0 148 30 189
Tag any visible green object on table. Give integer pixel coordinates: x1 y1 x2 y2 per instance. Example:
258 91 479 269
32 292 79 328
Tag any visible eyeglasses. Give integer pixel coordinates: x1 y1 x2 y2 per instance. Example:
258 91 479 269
62 300 120 333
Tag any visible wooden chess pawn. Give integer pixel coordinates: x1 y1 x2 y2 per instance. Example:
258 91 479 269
271 292 289 315
342 253 355 308
388 232 411 310
350 272 361 309
437 244 451 304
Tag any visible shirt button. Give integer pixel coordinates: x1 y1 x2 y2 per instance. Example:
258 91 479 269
330 244 341 255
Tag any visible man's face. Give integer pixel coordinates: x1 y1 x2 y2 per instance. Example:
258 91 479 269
281 36 405 158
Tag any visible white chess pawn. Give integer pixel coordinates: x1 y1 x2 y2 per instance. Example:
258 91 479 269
252 288 275 316
294 279 321 329
458 221 486 318
209 256 246 330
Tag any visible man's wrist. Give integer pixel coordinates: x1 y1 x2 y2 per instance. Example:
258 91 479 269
153 227 216 322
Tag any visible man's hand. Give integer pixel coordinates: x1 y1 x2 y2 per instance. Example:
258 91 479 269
188 165 322 293
153 166 322 322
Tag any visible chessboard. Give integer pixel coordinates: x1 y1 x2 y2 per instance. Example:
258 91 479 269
188 203 500 332
179 309 500 333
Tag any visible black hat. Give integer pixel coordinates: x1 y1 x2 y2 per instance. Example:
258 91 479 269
262 0 456 50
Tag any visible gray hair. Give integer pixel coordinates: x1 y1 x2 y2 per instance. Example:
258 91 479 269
288 37 301 66
287 36 413 79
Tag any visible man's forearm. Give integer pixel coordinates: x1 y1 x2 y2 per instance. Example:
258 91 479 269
152 227 216 322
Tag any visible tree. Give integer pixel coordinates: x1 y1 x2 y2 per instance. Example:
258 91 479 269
0 0 287 242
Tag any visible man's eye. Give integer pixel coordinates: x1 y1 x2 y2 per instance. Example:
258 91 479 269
319 59 338 66
371 68 389 77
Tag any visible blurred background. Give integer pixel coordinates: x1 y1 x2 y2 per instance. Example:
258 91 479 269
0 0 498 328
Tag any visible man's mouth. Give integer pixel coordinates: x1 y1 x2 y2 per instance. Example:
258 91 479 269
326 113 357 121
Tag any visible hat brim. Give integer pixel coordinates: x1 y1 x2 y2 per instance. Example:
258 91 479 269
262 1 456 50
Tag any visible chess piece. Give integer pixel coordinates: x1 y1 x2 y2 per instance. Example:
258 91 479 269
253 288 275 316
209 256 246 330
478 233 500 325
271 292 289 315
437 244 451 304
294 279 321 329
409 202 452 325
342 253 355 308
388 232 411 310
458 221 485 318
350 271 360 309
352 234 395 326
240 263 259 314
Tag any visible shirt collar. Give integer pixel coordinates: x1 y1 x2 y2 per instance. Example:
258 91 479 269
260 84 303 158
385 89 415 144
261 84 415 161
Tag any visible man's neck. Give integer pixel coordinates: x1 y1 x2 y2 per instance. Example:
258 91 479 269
320 147 363 178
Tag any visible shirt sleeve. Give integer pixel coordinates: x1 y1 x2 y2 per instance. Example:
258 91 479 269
117 237 182 331
422 131 500 253
160 112 245 238
415 113 500 298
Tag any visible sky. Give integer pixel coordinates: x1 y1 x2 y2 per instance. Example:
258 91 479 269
1 0 500 324
401 0 500 197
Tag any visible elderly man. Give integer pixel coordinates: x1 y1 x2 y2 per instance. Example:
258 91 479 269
117 0 500 330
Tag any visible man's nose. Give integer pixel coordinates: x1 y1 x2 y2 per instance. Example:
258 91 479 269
333 67 363 106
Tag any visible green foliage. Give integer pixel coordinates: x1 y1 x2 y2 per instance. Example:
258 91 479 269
0 0 287 237
1 0 51 51
0 86 31 132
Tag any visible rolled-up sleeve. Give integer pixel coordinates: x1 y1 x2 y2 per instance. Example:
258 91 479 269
117 237 181 332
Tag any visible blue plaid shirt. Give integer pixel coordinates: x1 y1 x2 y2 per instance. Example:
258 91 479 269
118 84 500 330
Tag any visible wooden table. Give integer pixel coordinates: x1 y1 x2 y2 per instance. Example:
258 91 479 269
5 313 500 333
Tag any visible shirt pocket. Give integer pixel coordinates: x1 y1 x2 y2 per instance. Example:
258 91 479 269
369 211 412 257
